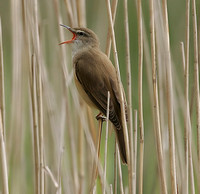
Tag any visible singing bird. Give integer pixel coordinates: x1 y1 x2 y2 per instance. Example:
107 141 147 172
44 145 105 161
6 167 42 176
60 24 127 164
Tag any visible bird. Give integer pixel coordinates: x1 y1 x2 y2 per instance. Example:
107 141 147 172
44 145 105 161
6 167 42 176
59 24 128 164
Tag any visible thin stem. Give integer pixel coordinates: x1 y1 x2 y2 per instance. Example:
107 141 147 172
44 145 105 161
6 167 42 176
105 0 130 167
103 91 110 194
105 0 118 57
76 0 86 27
117 144 125 194
184 0 190 193
181 41 189 194
0 110 9 194
137 0 144 193
30 54 40 194
139 121 144 194
44 166 59 188
0 19 5 137
162 0 177 193
114 141 118 194
36 61 45 194
133 110 138 194
192 0 199 192
149 0 168 193
91 118 103 190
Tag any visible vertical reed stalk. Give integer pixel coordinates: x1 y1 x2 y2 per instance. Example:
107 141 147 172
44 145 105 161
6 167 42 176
149 0 168 193
162 0 177 193
139 120 144 194
103 91 110 194
123 0 134 192
105 0 118 57
36 60 45 194
0 19 5 137
79 113 109 193
114 141 118 194
78 118 84 194
0 25 8 191
30 54 40 194
117 145 124 194
137 0 144 193
184 0 190 193
91 118 103 190
133 110 137 194
110 184 113 194
0 111 9 194
181 41 189 194
76 0 86 27
64 0 74 26
192 0 200 192
105 0 130 166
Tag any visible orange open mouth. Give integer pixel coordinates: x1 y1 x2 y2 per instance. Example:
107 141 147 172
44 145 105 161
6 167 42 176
59 24 76 45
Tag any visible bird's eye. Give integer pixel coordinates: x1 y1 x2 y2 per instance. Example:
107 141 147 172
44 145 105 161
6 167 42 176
78 31 84 36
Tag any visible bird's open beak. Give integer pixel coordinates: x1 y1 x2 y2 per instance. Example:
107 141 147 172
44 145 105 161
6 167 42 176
59 24 76 45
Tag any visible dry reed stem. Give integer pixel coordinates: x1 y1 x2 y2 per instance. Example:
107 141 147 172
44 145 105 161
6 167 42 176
188 136 195 194
0 19 5 137
180 43 185 71
162 0 177 193
76 0 86 27
79 115 110 193
10 3 23 187
105 0 130 166
92 185 97 194
70 0 78 26
181 41 189 194
78 117 85 194
91 118 103 190
149 0 168 193
32 0 45 191
133 110 138 194
64 95 79 194
123 0 134 192
139 122 144 194
57 147 64 194
117 145 124 194
192 0 200 192
114 141 117 194
30 54 40 194
36 60 45 194
44 166 59 188
103 91 110 194
0 110 9 194
184 0 190 193
105 0 118 57
64 0 74 26
137 0 144 193
110 184 113 194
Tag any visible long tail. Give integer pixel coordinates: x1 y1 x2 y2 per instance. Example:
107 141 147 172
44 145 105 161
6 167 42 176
115 127 127 164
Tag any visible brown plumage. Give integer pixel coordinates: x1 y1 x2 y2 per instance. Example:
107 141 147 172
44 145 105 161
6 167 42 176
60 25 128 164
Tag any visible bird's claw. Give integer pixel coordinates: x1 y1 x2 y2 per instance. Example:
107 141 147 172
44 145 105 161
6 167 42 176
96 113 106 121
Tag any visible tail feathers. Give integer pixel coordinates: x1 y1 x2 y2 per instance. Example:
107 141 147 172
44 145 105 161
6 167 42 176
116 127 127 164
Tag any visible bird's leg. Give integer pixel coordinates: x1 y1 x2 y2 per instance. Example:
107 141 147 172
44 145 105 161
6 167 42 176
91 112 106 191
96 112 106 121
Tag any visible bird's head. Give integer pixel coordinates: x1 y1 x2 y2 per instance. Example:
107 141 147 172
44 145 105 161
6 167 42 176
59 24 99 53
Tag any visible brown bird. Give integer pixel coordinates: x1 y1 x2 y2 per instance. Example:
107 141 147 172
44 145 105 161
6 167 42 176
60 24 127 164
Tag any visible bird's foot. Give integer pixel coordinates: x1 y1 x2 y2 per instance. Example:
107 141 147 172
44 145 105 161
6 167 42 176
96 112 106 121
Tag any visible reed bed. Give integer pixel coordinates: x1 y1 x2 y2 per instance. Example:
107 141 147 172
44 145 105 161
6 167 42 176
0 0 199 193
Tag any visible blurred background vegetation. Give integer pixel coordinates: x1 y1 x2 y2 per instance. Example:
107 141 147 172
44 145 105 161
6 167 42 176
0 0 200 193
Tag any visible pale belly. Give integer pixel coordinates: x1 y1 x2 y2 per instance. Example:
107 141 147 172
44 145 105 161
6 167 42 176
74 72 97 109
